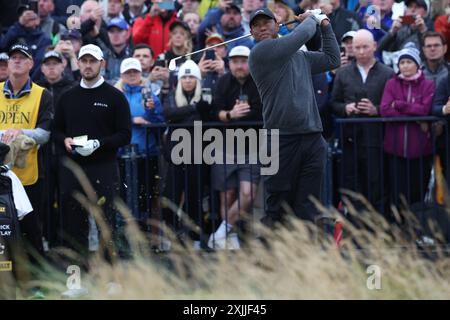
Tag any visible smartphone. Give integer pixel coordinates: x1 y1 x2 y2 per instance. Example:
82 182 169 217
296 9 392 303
202 88 212 104
142 87 153 109
154 60 166 68
158 1 175 11
340 46 346 56
70 144 84 150
239 94 248 104
29 0 38 13
401 15 415 25
355 90 368 106
205 50 216 61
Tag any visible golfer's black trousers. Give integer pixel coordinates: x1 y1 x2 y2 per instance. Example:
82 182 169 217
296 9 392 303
59 160 120 262
263 132 327 222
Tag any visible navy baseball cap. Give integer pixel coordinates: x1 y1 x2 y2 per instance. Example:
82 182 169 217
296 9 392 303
43 50 63 63
107 17 129 30
60 29 82 41
249 7 277 26
8 43 33 59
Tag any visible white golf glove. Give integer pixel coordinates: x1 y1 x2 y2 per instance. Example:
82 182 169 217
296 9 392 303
306 9 329 25
306 9 322 15
75 139 100 157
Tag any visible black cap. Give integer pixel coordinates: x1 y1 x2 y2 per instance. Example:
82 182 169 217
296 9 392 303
0 53 8 62
8 43 33 59
405 0 428 11
249 7 277 27
17 4 33 16
43 50 63 63
60 29 82 41
226 4 241 13
169 20 191 34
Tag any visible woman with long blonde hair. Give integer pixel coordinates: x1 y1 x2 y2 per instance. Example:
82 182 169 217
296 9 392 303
153 20 195 90
268 0 297 35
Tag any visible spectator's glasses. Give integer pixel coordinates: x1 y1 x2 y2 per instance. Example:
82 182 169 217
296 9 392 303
424 44 443 49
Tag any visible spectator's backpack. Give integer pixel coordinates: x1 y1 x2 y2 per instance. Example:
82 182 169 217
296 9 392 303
0 144 22 299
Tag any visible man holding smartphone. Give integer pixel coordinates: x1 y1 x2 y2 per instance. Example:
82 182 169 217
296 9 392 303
199 34 227 93
378 0 430 57
331 29 395 215
209 46 262 249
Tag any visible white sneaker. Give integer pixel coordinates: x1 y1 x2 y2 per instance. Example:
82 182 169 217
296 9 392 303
208 227 227 249
61 288 89 299
208 232 240 250
226 233 240 250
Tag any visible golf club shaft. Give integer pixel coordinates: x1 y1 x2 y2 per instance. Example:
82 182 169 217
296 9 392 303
172 19 298 62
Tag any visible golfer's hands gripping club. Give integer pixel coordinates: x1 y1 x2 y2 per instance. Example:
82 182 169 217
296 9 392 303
295 9 330 26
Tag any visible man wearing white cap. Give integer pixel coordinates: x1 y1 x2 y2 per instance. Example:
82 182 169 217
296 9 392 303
209 45 262 249
54 44 131 264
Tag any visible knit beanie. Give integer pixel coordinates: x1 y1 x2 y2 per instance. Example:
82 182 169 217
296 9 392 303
177 60 202 81
397 47 421 68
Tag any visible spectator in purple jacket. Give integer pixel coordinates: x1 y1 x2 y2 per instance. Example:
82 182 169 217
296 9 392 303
380 47 435 207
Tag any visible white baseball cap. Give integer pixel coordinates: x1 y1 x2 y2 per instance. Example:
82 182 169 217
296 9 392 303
178 60 201 81
78 44 104 60
120 58 142 74
228 45 250 58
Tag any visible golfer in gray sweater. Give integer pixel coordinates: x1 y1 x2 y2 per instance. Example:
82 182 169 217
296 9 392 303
248 8 340 225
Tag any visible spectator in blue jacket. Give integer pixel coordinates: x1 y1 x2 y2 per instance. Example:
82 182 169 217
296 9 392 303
115 58 164 156
115 57 165 244
197 2 254 51
0 6 51 80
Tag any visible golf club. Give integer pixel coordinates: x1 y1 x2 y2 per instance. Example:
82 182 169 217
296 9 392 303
168 19 303 71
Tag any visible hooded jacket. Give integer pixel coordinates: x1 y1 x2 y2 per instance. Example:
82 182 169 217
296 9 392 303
380 70 435 159
132 11 178 57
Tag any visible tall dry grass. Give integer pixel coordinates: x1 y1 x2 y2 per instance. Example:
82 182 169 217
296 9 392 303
3 159 450 300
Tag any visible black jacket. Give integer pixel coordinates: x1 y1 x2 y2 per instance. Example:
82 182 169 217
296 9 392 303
329 6 362 44
162 90 211 124
331 60 395 147
36 76 76 113
212 72 262 123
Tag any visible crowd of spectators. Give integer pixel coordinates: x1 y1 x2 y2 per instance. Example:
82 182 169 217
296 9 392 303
1 1 450 289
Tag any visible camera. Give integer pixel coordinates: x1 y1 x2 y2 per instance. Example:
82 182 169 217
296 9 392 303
401 15 415 26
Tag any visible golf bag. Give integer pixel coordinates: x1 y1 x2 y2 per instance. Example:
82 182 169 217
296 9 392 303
0 164 22 299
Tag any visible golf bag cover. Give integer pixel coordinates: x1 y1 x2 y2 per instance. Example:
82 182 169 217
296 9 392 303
0 163 22 298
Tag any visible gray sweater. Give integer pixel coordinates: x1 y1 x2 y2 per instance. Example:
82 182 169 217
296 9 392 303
249 17 340 135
